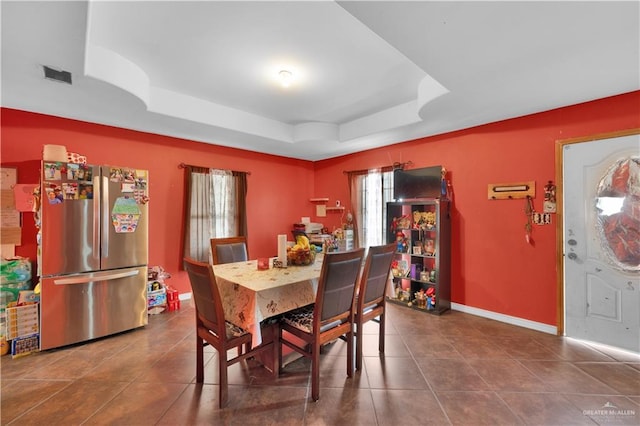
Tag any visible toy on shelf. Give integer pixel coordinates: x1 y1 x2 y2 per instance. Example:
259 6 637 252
391 259 409 278
395 232 409 253
426 287 436 310
391 215 411 232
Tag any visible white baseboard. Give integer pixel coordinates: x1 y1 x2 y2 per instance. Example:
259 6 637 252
451 302 557 335
175 294 556 335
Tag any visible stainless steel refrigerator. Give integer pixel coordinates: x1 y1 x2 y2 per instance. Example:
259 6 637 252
39 162 149 350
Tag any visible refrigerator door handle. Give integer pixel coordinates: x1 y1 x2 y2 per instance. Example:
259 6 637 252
93 174 101 260
101 175 109 258
53 269 139 285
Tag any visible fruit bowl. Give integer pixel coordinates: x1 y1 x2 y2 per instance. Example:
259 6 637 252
287 247 316 266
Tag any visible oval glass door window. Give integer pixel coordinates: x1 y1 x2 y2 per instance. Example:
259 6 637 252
594 156 640 271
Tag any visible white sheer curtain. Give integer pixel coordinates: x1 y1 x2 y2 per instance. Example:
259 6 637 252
352 170 394 249
210 169 237 238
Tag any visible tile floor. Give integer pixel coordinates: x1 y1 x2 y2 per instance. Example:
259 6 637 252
1 300 639 425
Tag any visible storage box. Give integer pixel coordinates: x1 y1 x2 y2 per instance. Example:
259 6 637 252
6 303 39 340
148 288 166 308
11 333 39 358
167 300 181 312
166 288 179 302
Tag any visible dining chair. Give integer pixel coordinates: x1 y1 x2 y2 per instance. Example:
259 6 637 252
277 248 365 401
183 257 276 408
210 236 248 265
354 243 396 371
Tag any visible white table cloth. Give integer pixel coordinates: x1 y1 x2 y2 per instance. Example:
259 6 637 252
214 255 323 347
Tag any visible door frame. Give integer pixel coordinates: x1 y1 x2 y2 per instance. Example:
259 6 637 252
555 128 640 336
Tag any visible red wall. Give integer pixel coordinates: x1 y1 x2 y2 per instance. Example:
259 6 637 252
2 90 639 327
313 91 640 326
1 109 316 295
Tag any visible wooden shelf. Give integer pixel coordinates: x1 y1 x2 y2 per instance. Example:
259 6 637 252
309 198 329 202
387 199 451 315
326 206 345 211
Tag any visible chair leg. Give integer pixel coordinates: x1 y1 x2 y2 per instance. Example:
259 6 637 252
273 326 280 377
346 329 354 378
311 342 321 401
355 320 363 371
196 336 204 383
379 313 385 354
277 327 283 374
219 349 229 409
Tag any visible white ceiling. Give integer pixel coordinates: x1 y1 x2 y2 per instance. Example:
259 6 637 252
2 1 638 161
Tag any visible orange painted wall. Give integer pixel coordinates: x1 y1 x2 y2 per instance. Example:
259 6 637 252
313 91 640 326
2 91 638 327
1 108 315 295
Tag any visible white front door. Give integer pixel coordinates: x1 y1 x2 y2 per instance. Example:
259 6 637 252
562 132 639 353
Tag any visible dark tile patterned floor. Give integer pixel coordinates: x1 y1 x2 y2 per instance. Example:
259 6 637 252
2 301 639 425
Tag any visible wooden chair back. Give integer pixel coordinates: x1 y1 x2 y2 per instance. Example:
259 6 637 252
314 248 365 331
357 243 396 312
278 248 365 402
183 257 225 339
184 257 275 408
354 243 396 371
211 236 248 265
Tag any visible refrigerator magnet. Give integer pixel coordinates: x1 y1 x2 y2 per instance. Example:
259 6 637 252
134 170 147 189
44 162 62 180
66 163 80 180
109 168 124 182
45 184 63 204
79 184 93 199
111 197 141 233
134 189 149 204
80 165 93 182
121 182 135 193
62 183 78 200
122 169 135 182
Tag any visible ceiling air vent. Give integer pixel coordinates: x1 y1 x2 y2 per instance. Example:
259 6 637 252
43 66 72 84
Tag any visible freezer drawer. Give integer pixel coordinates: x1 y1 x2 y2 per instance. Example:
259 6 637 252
40 266 148 350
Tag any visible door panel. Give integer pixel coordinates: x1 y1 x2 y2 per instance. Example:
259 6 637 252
41 163 100 276
40 266 148 350
563 133 639 352
100 166 149 270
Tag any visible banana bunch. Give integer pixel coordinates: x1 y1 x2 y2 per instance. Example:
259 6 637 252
294 234 310 250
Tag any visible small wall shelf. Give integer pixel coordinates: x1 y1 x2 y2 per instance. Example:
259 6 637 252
309 198 329 202
326 206 345 211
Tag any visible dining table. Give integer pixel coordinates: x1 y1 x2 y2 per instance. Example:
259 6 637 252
213 254 324 349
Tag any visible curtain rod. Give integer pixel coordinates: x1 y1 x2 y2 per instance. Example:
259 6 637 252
343 160 413 175
178 162 251 175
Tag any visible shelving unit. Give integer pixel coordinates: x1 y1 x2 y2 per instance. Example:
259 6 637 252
309 197 345 215
386 199 451 315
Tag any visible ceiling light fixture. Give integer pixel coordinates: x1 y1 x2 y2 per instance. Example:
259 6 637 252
278 70 293 88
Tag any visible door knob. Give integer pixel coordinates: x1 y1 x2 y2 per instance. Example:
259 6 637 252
567 252 578 260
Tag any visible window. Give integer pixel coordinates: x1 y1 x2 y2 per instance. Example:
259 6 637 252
352 170 394 248
183 166 248 263
211 170 238 237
